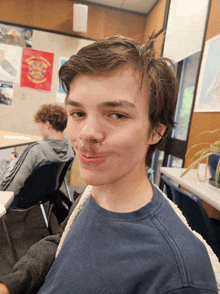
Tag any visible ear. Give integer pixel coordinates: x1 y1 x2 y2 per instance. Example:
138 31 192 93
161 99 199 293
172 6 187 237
45 120 51 129
148 124 166 145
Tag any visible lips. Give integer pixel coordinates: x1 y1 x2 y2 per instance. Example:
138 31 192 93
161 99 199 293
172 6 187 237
78 153 106 163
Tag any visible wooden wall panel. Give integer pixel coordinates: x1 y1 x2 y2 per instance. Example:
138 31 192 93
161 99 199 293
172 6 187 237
205 0 220 41
185 113 220 168
0 0 72 33
87 5 146 42
0 0 168 44
0 0 146 42
144 0 167 56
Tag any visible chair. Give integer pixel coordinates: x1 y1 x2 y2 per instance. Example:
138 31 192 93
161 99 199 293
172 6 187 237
161 175 173 201
162 175 220 260
2 158 74 263
9 157 74 209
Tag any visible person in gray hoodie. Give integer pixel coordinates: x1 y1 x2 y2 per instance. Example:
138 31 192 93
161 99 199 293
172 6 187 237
0 104 74 197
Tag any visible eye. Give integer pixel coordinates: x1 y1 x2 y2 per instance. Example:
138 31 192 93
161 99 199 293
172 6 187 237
109 113 128 119
70 111 86 118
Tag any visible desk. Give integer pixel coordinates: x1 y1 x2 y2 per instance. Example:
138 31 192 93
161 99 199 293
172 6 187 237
0 191 14 217
0 191 17 262
160 167 220 211
0 131 42 150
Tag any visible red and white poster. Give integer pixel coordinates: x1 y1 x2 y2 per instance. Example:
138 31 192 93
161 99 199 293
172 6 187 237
20 48 54 91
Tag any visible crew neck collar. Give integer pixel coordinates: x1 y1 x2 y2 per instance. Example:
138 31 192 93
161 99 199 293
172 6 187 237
88 184 162 222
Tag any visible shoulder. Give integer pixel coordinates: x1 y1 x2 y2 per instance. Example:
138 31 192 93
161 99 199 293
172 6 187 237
15 142 41 160
151 185 217 292
22 141 41 151
152 184 205 251
15 141 50 164
32 140 53 151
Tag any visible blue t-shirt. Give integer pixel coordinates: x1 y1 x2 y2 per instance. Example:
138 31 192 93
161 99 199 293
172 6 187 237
38 185 217 293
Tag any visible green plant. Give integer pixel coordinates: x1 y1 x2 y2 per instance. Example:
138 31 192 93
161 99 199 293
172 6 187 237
180 129 220 186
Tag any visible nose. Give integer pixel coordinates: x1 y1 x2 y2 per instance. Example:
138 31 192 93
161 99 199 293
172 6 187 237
79 119 105 144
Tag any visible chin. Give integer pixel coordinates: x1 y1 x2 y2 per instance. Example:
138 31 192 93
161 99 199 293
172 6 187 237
81 176 104 186
80 170 109 186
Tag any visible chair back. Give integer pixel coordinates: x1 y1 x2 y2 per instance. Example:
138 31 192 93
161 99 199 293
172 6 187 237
162 175 220 259
161 175 173 201
9 157 74 209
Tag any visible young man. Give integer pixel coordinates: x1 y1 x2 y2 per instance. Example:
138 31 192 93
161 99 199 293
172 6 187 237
0 104 74 206
0 34 218 293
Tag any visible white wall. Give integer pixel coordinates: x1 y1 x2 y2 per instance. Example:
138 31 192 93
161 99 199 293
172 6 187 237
163 0 210 62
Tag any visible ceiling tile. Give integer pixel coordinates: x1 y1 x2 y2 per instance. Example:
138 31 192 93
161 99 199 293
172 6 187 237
83 0 158 14
122 0 158 13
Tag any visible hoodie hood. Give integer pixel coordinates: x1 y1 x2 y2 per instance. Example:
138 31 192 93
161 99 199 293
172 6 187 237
40 138 75 162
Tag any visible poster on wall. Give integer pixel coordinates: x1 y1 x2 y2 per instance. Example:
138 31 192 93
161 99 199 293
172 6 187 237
194 33 220 112
20 48 54 92
0 80 13 106
0 23 32 48
56 57 68 103
0 44 22 83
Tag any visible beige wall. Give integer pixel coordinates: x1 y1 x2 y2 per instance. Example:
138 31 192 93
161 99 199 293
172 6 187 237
0 31 93 135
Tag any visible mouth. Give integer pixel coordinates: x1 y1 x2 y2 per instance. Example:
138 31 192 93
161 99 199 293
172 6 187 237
78 153 107 163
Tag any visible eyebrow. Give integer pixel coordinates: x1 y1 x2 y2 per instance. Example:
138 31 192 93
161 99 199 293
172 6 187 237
66 99 135 109
66 100 82 107
102 101 135 109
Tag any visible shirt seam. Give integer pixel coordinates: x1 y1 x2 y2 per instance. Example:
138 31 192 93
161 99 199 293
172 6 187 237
150 213 189 287
162 285 217 294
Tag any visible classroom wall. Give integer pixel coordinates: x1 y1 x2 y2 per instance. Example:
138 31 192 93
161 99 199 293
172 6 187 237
185 0 220 218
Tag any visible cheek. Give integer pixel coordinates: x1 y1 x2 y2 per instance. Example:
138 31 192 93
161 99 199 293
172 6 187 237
67 121 77 144
132 130 149 158
66 121 71 138
113 128 148 155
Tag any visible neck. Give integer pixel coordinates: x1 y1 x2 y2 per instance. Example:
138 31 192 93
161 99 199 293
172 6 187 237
45 130 64 140
92 169 153 213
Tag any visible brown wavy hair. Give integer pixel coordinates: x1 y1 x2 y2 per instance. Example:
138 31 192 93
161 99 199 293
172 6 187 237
34 104 67 132
59 31 178 167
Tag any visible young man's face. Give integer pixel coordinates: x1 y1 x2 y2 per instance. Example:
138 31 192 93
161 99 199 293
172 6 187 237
66 66 163 187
